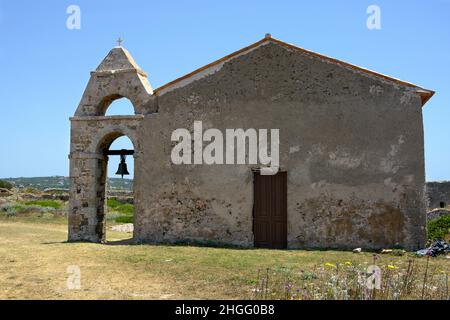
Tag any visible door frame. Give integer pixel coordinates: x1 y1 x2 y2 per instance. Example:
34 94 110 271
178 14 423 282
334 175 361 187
252 170 288 249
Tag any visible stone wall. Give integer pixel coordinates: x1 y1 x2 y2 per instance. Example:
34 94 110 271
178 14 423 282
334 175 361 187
69 37 432 250
136 42 426 250
426 181 450 209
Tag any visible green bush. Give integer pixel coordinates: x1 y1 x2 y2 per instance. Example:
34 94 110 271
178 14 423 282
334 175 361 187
0 204 19 217
23 200 62 209
0 180 13 190
427 215 450 241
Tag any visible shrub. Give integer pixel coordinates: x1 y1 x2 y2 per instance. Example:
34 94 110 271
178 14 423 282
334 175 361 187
22 205 55 214
0 180 13 190
428 215 450 241
0 204 19 217
0 202 59 219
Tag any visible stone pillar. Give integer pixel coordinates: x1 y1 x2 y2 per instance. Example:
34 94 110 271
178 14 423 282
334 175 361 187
68 152 107 243
132 151 142 241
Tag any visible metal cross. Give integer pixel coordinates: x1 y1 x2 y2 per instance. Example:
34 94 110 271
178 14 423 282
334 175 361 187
117 37 123 47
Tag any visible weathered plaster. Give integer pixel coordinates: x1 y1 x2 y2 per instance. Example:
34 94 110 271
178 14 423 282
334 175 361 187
69 37 432 250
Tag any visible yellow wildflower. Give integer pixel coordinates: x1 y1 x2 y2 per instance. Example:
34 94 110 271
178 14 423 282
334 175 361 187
344 261 353 266
324 262 337 268
387 265 398 269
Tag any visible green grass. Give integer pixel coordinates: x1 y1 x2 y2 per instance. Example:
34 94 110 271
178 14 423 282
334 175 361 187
107 199 134 215
114 216 134 223
0 215 449 300
23 200 62 209
107 199 134 223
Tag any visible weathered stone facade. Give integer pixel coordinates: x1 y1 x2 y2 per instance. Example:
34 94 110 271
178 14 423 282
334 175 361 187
426 181 450 210
69 36 434 250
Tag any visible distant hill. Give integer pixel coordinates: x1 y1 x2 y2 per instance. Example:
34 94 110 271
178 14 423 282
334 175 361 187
2 176 133 191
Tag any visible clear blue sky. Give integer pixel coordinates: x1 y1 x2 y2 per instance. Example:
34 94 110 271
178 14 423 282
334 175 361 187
0 0 449 180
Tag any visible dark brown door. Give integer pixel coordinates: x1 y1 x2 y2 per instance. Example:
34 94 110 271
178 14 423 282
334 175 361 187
253 171 287 249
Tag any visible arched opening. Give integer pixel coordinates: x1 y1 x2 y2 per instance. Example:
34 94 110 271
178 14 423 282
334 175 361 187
103 96 136 116
97 133 135 243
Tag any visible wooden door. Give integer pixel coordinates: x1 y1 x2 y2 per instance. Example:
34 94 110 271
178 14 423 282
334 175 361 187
253 171 287 249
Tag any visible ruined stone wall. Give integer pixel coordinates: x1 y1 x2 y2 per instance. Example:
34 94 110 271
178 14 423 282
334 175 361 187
426 181 450 209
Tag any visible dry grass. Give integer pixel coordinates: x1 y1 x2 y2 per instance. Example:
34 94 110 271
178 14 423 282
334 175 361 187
0 216 449 300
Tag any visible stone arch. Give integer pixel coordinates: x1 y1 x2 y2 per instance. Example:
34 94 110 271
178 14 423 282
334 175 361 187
68 116 143 243
96 129 138 154
100 94 133 116
93 130 138 242
74 72 154 117
103 95 136 116
74 46 155 117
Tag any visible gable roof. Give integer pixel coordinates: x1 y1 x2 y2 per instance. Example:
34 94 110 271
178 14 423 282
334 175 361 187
154 35 434 106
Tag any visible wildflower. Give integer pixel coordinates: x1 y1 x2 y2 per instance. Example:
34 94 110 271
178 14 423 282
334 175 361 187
387 265 398 269
324 262 337 268
344 261 353 266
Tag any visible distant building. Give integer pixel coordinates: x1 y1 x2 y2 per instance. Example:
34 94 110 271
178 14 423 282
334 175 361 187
426 181 450 209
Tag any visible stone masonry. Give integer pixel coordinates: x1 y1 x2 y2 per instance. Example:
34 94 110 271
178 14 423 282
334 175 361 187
69 35 434 250
426 181 450 210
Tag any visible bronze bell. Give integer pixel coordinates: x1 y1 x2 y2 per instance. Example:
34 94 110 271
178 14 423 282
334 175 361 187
115 154 130 178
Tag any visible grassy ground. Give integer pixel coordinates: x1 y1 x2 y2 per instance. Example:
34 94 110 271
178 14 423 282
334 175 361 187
0 216 449 300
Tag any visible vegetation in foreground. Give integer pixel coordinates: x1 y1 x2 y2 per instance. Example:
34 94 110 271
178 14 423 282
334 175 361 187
252 256 449 300
0 187 448 300
0 213 449 300
428 215 450 242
